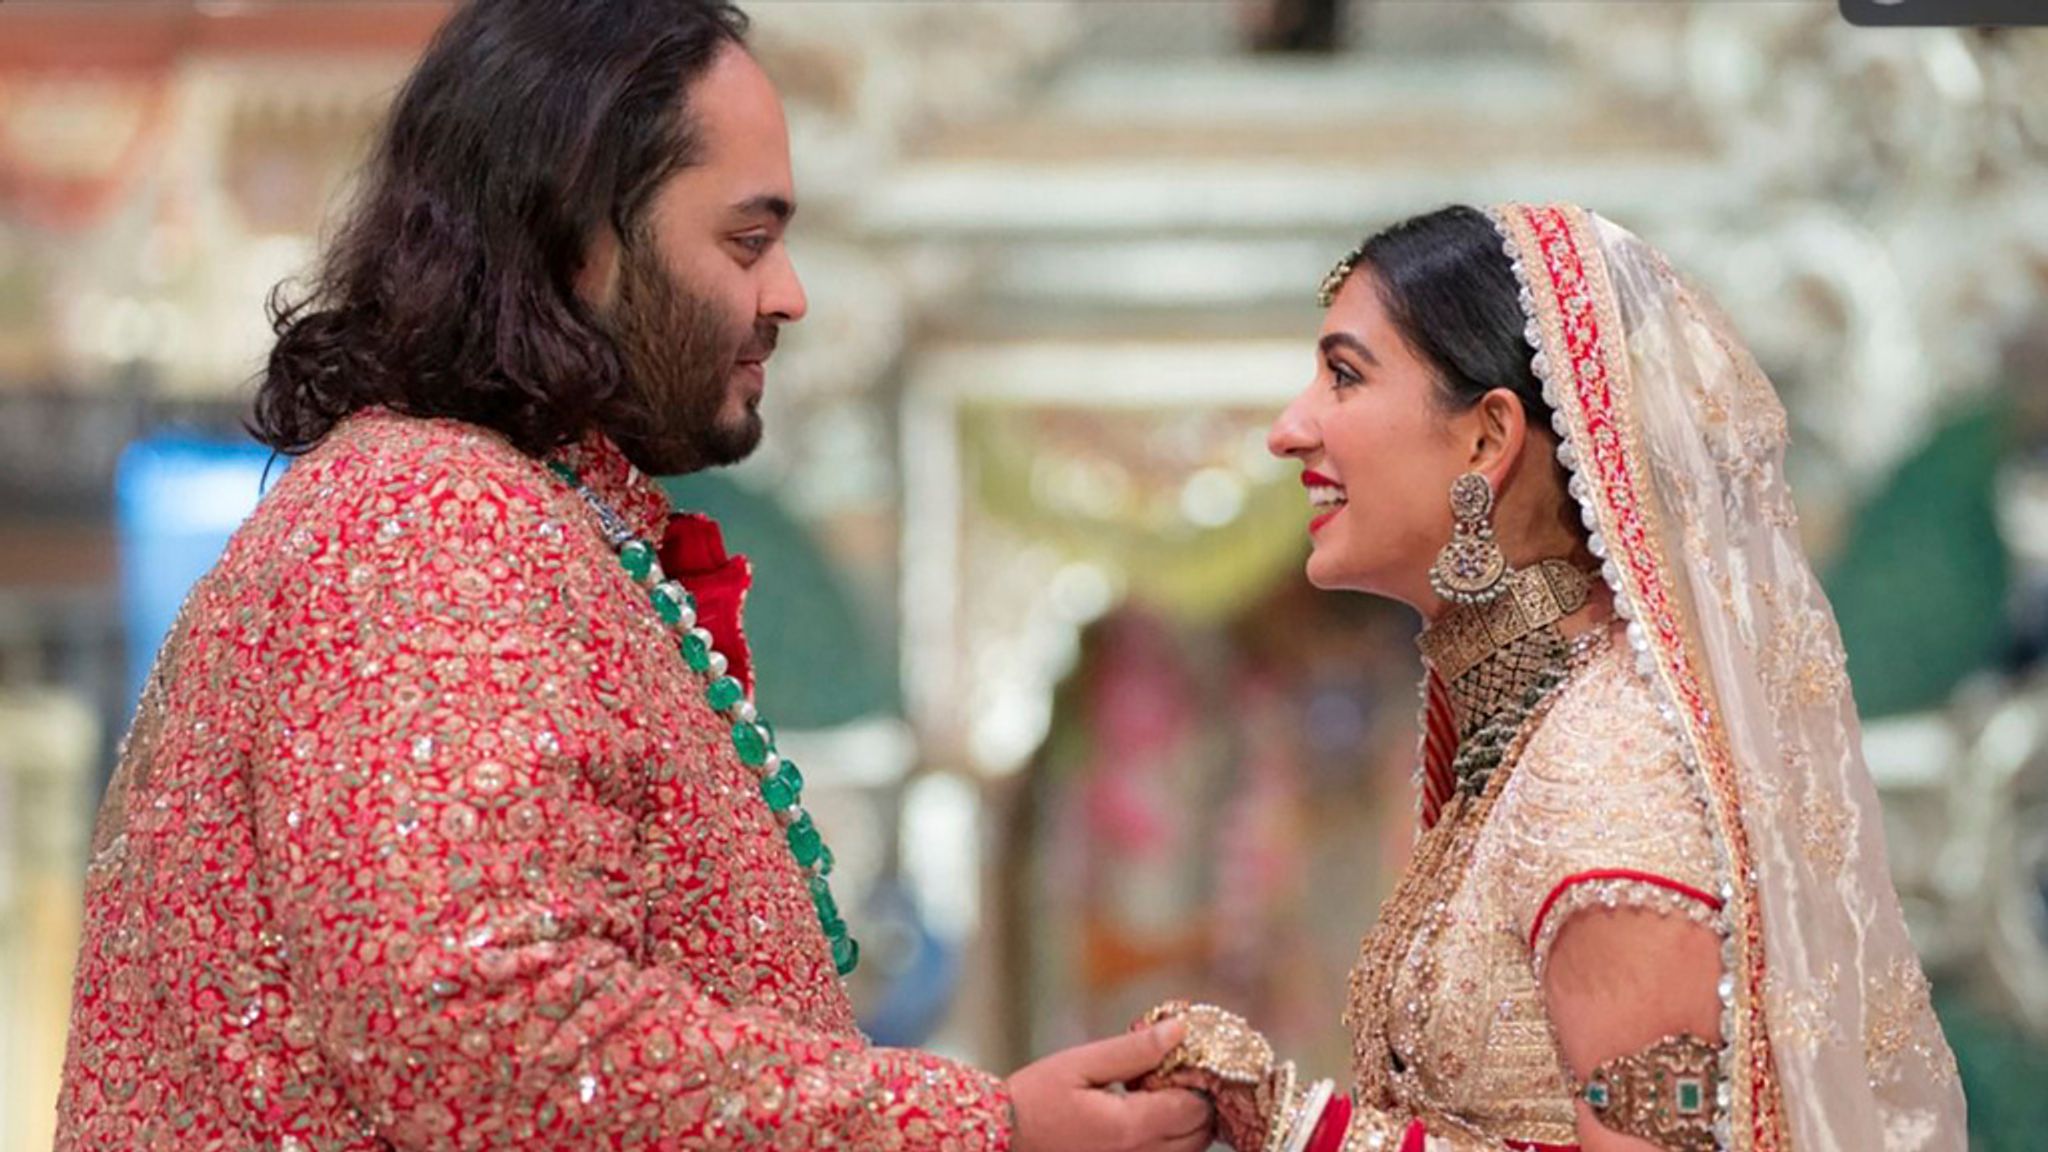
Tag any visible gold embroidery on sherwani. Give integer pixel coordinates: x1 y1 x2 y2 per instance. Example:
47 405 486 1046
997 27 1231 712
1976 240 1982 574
88 591 202 867
55 413 1013 1152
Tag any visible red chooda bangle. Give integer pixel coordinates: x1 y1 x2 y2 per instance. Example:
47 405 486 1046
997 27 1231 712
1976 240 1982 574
1305 1091 1353 1152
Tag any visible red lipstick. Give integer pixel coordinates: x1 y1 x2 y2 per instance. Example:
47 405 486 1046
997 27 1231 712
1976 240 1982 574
1303 469 1344 535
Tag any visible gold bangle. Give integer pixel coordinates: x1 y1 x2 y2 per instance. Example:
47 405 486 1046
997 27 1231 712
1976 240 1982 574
1281 1079 1335 1152
1260 1061 1299 1152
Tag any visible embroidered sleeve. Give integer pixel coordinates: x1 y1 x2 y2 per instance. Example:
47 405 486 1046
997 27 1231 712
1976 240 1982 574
249 460 1009 1152
1492 659 1728 978
1527 871 1723 977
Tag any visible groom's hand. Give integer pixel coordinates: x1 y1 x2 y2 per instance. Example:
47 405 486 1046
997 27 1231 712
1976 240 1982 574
1007 1019 1214 1152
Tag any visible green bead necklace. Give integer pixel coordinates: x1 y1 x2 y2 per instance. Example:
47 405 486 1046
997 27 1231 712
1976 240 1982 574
548 461 859 976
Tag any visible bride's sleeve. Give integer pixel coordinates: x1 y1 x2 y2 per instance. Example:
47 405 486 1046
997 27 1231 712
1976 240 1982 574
1488 691 1732 1150
1493 702 1727 984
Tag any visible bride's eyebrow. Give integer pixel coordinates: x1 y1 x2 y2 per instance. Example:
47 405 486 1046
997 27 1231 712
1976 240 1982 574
1319 332 1378 366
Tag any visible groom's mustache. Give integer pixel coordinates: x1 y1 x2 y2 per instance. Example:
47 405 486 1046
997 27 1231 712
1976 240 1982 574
738 322 779 363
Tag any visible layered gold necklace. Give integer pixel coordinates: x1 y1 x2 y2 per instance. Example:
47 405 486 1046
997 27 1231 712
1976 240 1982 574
1415 559 1593 794
1345 559 1608 1124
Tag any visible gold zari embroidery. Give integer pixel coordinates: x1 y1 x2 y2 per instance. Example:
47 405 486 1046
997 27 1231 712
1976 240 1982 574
1141 1001 1276 1086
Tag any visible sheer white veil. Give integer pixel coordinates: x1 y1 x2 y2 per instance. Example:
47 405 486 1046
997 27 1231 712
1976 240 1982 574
1485 204 1966 1152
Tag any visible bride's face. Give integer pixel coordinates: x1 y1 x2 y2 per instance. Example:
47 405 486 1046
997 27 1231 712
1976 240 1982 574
1267 270 1469 607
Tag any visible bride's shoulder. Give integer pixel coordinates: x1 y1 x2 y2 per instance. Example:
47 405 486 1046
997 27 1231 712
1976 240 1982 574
1515 629 1683 790
1478 629 1726 948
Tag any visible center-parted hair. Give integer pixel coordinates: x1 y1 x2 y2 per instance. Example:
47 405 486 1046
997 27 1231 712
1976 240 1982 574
250 0 749 457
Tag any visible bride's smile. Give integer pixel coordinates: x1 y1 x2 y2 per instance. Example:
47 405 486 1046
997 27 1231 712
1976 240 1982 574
1302 469 1346 535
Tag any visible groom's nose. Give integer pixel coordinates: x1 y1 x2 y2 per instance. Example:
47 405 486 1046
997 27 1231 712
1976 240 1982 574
760 245 807 323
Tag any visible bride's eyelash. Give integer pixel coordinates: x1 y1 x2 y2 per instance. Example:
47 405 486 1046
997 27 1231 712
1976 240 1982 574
1329 360 1362 388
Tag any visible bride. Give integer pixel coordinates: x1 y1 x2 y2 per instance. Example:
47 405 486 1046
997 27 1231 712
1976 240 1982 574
1133 204 1965 1152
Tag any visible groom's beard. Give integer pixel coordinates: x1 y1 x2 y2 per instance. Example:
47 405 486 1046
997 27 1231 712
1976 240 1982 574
605 242 766 476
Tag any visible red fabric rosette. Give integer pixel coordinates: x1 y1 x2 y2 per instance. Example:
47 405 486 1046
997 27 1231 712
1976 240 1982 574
658 511 755 696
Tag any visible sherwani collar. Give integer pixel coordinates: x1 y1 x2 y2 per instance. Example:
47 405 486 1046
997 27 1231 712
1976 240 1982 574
551 428 673 545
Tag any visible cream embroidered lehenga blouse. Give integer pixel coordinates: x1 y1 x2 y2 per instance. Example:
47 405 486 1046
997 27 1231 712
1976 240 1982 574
1341 620 1728 1150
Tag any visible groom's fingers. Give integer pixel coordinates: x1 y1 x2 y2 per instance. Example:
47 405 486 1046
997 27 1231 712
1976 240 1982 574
1068 1018 1188 1086
1123 1086 1213 1140
1159 1129 1215 1152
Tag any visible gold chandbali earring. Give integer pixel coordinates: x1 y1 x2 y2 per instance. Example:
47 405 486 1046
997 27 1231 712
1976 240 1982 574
1429 472 1508 605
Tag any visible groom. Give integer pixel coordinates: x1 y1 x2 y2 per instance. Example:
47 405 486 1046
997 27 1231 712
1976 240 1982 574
53 2 1210 1151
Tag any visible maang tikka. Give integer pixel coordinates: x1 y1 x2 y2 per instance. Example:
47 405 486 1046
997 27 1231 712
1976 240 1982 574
1429 472 1509 605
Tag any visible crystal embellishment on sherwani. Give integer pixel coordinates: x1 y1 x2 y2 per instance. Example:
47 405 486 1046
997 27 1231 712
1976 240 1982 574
548 458 859 976
53 412 1009 1152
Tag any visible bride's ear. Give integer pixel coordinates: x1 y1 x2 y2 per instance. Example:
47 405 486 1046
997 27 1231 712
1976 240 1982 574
1466 388 1529 489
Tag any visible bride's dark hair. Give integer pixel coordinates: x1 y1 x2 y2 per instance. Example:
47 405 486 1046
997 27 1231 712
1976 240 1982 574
1350 205 1553 430
1351 204 1589 555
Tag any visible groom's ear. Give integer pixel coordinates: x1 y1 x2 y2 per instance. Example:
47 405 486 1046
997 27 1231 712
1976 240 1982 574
1466 387 1528 486
575 224 623 315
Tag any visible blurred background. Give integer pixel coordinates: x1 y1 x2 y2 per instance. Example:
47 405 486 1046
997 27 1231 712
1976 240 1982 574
1 0 2045 1148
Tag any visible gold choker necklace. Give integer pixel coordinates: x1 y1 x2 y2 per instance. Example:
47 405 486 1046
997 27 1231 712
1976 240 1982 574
1417 559 1601 793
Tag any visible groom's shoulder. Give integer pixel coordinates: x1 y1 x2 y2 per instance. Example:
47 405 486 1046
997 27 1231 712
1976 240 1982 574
309 409 534 488
243 410 578 599
266 410 552 526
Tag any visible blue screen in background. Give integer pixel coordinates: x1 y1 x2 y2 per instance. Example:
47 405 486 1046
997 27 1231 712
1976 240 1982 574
114 436 274 712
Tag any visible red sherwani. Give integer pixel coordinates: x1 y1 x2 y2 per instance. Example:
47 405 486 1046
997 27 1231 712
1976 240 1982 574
56 411 1012 1151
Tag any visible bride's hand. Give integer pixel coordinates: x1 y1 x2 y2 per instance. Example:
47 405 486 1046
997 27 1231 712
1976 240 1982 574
1126 1001 1283 1152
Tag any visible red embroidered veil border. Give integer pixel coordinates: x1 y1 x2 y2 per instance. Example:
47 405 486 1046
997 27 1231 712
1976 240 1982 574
1445 203 1968 1152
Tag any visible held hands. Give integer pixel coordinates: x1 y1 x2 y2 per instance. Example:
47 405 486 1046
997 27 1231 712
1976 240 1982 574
1129 1003 1406 1152
1006 1019 1215 1152
1125 1001 1315 1152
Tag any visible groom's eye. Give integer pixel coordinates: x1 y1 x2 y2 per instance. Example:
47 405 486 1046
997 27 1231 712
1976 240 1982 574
731 234 773 259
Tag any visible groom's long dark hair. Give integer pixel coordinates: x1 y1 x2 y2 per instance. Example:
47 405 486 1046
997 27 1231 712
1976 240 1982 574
250 0 748 458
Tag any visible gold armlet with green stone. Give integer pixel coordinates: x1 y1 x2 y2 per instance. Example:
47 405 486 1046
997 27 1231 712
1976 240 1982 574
1578 1032 1722 1152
